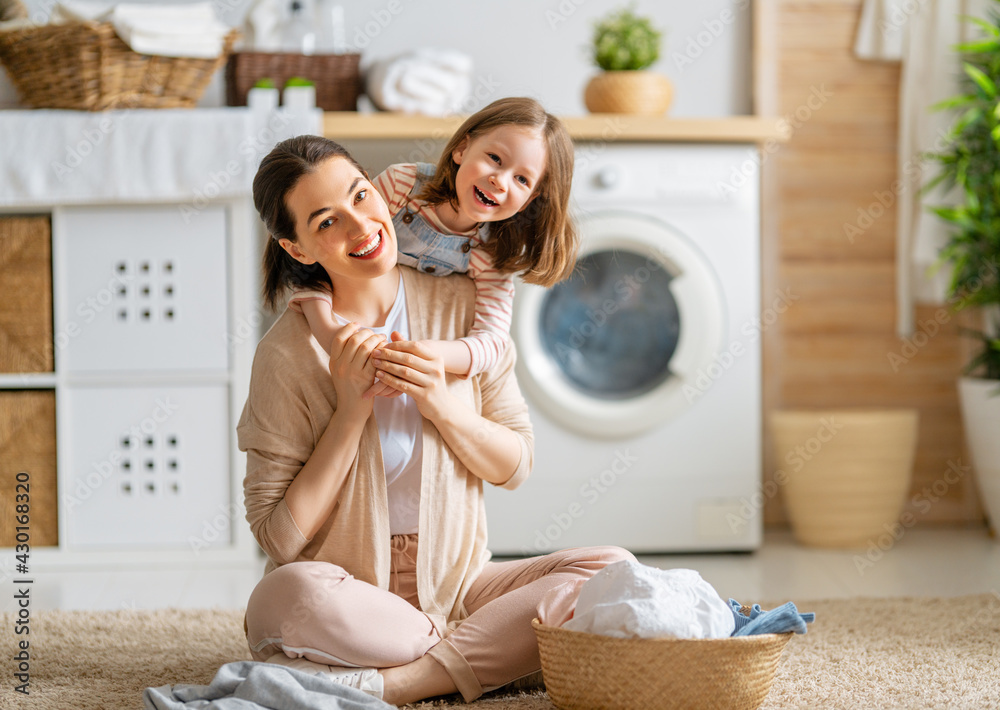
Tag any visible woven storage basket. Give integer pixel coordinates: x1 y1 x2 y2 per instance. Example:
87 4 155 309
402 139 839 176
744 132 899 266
532 619 792 710
0 21 238 110
225 52 361 111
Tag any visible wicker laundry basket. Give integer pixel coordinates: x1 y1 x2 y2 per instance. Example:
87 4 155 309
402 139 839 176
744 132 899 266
532 619 792 710
0 21 238 110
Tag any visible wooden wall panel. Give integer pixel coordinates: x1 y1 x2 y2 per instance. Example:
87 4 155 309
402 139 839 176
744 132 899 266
759 0 983 527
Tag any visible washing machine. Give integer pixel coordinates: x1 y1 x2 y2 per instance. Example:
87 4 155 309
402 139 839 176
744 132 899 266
484 143 762 554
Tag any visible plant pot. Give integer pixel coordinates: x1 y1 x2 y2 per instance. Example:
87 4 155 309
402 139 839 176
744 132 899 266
584 71 672 115
958 377 1000 534
769 409 919 548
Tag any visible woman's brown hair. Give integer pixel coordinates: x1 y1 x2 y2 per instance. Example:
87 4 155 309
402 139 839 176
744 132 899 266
415 97 577 287
253 135 368 311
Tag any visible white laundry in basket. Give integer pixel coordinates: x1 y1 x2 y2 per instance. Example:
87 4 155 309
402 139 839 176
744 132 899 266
559 560 735 640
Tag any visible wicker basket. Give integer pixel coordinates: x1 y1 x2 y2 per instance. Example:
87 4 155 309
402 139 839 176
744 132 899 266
225 51 362 111
532 619 792 710
0 21 238 110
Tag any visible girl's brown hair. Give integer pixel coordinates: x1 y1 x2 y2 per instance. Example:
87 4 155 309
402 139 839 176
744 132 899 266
253 135 368 311
415 97 577 287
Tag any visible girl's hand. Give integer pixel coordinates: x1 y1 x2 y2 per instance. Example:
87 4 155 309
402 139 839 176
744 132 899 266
372 331 453 421
328 323 386 414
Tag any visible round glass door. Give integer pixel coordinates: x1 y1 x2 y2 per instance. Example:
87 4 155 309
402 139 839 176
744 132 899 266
540 250 680 400
513 212 725 438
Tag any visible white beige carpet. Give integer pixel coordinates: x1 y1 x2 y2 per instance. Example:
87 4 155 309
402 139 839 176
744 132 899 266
1 594 998 709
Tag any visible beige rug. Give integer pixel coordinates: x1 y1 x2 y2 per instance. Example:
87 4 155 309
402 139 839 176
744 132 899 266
2 594 998 709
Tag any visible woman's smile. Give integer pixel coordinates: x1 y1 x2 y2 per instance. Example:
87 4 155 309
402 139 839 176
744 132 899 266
349 230 385 259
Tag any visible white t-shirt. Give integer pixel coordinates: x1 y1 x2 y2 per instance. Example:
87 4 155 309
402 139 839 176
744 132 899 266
332 274 422 535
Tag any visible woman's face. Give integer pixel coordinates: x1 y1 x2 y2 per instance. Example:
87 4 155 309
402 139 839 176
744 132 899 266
280 156 397 282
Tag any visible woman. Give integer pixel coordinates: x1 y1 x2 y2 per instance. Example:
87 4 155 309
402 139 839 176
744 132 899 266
237 135 634 706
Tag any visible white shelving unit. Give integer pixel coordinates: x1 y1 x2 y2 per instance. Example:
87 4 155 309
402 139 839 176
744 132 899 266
1 199 263 569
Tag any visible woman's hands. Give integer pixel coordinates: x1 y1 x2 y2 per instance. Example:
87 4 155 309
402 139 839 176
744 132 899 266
370 332 453 422
328 323 387 415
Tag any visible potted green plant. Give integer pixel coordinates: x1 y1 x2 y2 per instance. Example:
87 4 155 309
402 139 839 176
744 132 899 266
583 5 672 115
927 3 1000 533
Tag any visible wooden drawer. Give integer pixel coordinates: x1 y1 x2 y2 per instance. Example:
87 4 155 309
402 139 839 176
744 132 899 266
0 216 53 373
0 390 58 547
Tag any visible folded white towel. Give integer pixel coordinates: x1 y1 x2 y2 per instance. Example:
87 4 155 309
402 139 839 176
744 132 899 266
111 3 230 58
558 560 735 640
366 48 472 116
50 1 230 58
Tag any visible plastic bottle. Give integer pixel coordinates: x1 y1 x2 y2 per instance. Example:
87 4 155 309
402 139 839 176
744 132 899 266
281 0 316 55
316 0 346 54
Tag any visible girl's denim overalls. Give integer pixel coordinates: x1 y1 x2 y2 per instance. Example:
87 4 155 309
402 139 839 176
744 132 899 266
394 163 489 276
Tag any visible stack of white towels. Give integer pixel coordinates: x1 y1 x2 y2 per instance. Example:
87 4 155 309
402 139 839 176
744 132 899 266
50 0 230 58
365 48 473 117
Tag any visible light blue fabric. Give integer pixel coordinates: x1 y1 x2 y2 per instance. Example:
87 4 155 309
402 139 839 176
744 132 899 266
728 599 816 637
393 162 488 277
142 661 394 710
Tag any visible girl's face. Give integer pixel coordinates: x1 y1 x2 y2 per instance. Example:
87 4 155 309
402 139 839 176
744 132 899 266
451 124 548 225
280 156 397 282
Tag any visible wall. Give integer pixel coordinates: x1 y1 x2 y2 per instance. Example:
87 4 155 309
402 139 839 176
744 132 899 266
759 0 983 526
5 0 751 116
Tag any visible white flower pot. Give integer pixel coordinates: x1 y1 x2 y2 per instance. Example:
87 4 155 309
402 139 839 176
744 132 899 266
958 377 1000 534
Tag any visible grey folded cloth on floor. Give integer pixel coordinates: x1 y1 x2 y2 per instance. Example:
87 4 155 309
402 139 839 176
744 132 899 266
143 661 394 710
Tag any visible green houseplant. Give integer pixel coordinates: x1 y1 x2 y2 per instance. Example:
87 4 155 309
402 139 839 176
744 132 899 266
927 2 1000 532
583 5 672 115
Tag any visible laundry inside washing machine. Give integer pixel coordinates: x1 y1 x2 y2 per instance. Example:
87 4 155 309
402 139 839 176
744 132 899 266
539 249 680 399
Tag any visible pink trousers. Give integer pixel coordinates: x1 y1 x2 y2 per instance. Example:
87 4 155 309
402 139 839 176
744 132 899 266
244 535 634 701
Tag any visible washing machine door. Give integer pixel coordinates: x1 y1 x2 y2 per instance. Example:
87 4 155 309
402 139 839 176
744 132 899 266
513 211 726 439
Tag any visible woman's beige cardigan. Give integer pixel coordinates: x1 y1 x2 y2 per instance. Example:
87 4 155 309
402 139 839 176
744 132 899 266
237 266 534 633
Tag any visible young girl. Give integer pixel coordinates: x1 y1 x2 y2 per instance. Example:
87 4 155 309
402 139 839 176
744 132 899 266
288 97 577 392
